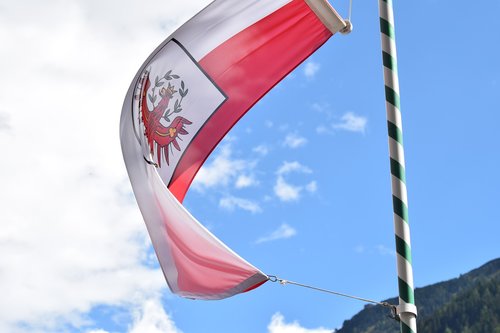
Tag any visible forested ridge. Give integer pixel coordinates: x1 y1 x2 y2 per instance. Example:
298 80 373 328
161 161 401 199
336 258 500 333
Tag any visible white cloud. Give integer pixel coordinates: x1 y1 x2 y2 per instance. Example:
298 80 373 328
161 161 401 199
354 245 365 254
315 125 332 135
274 162 314 202
235 174 258 189
303 61 321 79
0 112 11 131
263 195 274 202
268 312 332 333
253 144 270 156
376 244 396 257
277 161 312 176
0 164 166 332
192 145 255 192
311 102 331 115
219 196 262 214
129 298 182 333
256 224 296 244
333 112 367 133
305 181 318 193
278 123 290 132
0 0 212 331
274 176 302 202
353 245 395 256
283 133 308 149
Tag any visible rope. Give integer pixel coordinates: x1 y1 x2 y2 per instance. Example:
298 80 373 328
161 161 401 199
348 0 353 22
268 275 397 317
340 0 353 35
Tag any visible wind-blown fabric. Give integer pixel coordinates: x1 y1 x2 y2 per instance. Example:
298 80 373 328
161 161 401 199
120 0 346 300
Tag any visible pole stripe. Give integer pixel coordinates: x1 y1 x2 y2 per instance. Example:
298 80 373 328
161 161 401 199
389 137 405 167
391 176 408 207
383 67 399 92
393 215 410 242
389 138 406 167
388 121 404 144
382 51 397 72
390 158 406 183
385 86 401 109
398 278 415 304
395 235 412 264
386 106 402 126
381 34 397 55
380 18 395 39
392 196 409 222
394 223 407 241
401 322 413 333
397 255 414 285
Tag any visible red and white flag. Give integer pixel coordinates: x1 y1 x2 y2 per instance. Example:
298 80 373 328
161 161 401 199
120 0 346 300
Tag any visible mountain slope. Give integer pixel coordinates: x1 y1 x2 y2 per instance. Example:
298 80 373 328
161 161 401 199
336 258 500 333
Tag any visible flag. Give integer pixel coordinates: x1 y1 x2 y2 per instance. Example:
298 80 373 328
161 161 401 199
120 0 346 300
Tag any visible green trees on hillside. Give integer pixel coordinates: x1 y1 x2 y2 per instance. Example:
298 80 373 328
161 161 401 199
336 258 499 333
419 277 499 333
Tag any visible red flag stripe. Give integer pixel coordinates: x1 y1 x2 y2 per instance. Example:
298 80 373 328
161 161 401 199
169 0 332 201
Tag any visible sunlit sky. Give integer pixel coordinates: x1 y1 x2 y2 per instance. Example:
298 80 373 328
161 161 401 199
1 1 499 332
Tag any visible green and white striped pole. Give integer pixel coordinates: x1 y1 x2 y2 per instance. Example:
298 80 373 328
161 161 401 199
378 0 418 332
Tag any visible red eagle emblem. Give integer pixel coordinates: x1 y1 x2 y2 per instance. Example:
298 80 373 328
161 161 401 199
140 71 192 167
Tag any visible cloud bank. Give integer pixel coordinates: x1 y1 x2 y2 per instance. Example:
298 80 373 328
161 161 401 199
0 0 211 331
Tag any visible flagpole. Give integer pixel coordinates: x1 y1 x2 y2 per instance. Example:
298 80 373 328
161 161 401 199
378 1 418 332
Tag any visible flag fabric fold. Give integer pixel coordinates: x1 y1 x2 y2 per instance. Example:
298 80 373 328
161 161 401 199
120 0 345 300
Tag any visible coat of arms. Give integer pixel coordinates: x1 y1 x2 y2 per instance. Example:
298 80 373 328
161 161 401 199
140 70 192 167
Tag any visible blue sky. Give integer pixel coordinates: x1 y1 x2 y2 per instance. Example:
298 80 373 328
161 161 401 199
0 1 499 332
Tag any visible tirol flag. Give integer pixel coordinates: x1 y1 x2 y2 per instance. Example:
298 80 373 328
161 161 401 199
120 0 347 300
